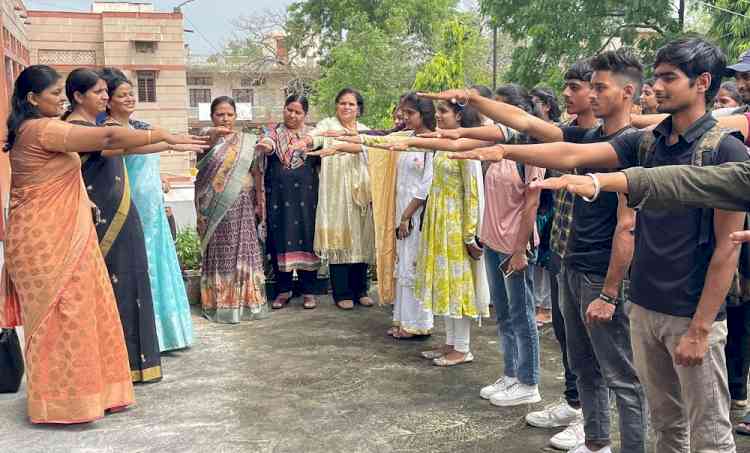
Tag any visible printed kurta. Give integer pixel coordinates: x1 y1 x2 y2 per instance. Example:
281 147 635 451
416 152 489 319
261 124 321 273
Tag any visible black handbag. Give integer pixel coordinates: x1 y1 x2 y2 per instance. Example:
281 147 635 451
0 328 24 393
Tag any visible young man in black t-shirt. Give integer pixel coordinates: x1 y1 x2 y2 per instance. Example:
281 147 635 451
418 49 648 453
455 37 745 453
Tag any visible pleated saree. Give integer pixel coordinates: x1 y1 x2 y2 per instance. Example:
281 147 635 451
1 118 133 423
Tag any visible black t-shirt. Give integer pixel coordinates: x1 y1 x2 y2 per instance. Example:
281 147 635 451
611 113 750 319
560 125 632 276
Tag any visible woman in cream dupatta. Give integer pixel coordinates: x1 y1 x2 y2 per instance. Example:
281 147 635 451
195 96 268 323
306 88 377 310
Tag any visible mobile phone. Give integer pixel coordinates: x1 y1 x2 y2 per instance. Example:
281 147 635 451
500 255 516 278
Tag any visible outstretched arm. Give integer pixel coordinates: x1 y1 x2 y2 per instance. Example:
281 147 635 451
418 89 563 143
450 141 620 170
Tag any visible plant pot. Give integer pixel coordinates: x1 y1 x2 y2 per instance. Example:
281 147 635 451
182 269 202 306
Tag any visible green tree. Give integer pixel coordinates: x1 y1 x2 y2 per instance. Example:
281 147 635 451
311 21 416 129
287 0 459 55
705 1 750 61
414 18 489 92
480 0 682 87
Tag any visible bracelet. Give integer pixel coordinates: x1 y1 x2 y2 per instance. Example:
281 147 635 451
581 173 601 203
599 292 618 306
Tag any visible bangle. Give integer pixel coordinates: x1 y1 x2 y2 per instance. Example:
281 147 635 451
582 173 601 203
146 130 153 145
599 292 618 306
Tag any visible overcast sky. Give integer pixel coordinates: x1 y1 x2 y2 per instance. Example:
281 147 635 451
25 0 296 54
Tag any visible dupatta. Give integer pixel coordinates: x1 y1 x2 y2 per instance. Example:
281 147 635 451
195 132 259 253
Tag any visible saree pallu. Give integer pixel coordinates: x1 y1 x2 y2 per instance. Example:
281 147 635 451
262 124 321 273
3 118 133 423
75 120 162 381
124 119 193 352
195 133 268 324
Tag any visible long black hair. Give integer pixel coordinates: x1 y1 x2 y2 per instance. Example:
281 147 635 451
400 92 436 131
62 68 102 120
335 87 365 117
4 65 61 151
440 101 482 128
99 67 132 111
496 84 535 114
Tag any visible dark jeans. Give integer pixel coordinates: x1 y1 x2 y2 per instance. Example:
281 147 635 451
275 269 318 296
329 263 369 302
485 247 540 385
551 269 580 408
561 266 648 452
727 303 750 401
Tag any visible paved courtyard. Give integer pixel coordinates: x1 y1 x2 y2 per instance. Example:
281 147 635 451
2 295 750 453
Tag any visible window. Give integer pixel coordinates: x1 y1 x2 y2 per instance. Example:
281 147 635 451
137 71 157 103
134 41 157 53
189 88 212 107
187 76 212 86
232 88 253 104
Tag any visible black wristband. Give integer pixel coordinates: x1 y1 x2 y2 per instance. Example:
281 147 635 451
599 292 618 306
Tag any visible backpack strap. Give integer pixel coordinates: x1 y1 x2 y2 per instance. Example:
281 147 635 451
693 125 741 245
636 130 657 167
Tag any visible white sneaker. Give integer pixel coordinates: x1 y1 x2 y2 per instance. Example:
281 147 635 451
567 443 611 453
550 421 585 450
526 399 583 428
489 383 541 407
480 376 518 400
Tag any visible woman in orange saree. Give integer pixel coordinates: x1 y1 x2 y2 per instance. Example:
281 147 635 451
0 65 206 424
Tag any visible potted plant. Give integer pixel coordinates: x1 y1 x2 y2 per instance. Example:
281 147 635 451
175 228 202 305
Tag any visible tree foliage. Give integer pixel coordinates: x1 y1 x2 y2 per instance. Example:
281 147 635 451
287 0 459 54
311 21 416 129
479 0 683 87
705 1 750 61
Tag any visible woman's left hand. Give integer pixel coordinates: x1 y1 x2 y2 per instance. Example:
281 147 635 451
397 219 412 240
466 242 483 260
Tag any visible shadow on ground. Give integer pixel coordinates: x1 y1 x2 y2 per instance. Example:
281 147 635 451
2 294 750 453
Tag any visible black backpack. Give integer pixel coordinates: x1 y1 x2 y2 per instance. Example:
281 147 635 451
637 124 750 305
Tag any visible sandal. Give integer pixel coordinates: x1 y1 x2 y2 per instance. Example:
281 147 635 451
271 291 292 309
302 295 318 309
421 346 451 360
336 299 354 310
358 296 374 307
394 329 431 341
433 351 474 367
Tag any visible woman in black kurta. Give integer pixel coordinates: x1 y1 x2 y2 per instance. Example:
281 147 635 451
258 95 321 309
64 68 162 383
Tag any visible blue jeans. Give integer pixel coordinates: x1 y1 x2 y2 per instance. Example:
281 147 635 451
485 247 540 385
560 266 647 452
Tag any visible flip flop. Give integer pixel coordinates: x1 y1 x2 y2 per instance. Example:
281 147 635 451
302 295 318 309
335 299 354 310
433 351 474 367
271 292 292 309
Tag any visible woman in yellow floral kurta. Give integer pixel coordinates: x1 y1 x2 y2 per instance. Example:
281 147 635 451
358 101 490 366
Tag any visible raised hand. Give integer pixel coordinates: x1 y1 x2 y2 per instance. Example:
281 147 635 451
203 127 234 145
418 128 461 140
317 130 355 138
530 174 597 199
416 89 474 104
447 145 505 161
